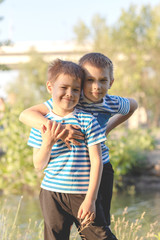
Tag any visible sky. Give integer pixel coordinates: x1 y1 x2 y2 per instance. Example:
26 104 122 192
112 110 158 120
0 0 160 42
0 0 160 97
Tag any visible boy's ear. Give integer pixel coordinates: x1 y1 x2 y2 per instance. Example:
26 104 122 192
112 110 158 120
109 78 114 89
46 81 53 94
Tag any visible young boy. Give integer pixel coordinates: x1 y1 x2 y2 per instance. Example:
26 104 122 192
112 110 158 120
25 59 116 240
20 53 138 238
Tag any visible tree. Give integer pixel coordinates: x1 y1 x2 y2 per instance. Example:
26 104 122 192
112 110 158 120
6 49 48 108
111 4 160 126
73 4 160 127
0 0 11 70
73 20 90 45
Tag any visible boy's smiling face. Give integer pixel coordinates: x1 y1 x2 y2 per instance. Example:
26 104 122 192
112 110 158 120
83 63 114 103
47 73 81 116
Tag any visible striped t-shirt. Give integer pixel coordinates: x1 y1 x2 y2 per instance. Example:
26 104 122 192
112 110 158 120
28 108 106 194
44 94 130 164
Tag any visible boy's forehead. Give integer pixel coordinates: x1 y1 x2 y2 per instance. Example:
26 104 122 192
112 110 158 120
57 73 82 86
83 63 110 77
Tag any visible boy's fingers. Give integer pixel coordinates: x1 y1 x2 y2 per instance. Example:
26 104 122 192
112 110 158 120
80 216 88 226
71 125 80 129
65 140 72 150
79 209 89 221
80 212 90 225
69 125 84 136
89 212 96 221
57 129 67 140
69 139 81 146
68 133 84 140
71 129 84 136
47 120 53 130
54 122 61 134
77 208 83 219
80 212 95 225
41 124 46 134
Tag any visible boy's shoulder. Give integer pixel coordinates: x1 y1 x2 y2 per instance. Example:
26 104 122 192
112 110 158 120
74 108 95 119
105 94 124 101
104 94 129 105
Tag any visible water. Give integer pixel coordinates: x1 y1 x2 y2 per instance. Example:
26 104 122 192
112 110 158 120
0 191 160 239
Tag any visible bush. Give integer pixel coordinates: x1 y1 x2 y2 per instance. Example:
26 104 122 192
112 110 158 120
108 129 156 185
0 104 42 194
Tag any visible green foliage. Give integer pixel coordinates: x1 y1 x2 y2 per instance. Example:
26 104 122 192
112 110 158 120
108 129 156 180
6 49 49 108
73 20 90 45
155 232 160 240
0 104 42 194
73 4 160 127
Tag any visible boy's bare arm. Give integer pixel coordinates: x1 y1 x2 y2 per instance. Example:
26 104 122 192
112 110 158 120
77 143 103 223
106 98 138 136
33 121 66 171
19 103 48 129
19 103 84 145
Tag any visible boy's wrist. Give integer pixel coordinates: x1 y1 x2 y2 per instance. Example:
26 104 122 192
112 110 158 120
85 194 96 203
42 141 54 150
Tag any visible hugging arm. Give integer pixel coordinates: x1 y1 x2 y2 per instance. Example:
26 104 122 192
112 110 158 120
106 98 138 136
19 103 84 146
19 103 49 129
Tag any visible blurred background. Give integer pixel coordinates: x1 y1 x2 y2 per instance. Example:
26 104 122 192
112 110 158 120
0 0 160 239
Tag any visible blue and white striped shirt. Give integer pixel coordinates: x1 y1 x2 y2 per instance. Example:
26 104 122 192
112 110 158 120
28 108 106 194
44 94 130 164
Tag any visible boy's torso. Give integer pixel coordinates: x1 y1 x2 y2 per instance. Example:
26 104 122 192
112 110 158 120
28 108 106 194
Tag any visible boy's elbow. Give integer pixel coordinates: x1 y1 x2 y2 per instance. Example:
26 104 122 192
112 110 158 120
33 159 45 171
129 98 138 113
19 111 25 123
35 166 43 172
19 112 22 122
34 163 44 171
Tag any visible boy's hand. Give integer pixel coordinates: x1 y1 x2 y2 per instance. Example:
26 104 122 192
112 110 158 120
60 124 84 149
41 120 66 147
77 199 96 226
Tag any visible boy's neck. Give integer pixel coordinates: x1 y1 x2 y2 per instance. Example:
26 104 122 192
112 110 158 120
82 93 103 104
52 105 74 117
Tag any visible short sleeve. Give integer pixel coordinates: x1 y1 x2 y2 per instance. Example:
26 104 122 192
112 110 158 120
116 96 130 115
44 98 53 111
27 128 42 148
85 116 106 147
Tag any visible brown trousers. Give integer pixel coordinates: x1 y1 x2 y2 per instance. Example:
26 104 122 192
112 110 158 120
39 188 113 240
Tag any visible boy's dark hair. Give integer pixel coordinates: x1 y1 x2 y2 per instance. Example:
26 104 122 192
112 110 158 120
79 52 114 80
47 59 85 88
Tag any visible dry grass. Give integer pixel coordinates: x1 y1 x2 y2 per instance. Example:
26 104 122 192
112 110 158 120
0 197 159 240
111 207 159 240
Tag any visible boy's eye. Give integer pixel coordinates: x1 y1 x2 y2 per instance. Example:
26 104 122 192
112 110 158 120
101 79 108 82
87 78 94 82
73 89 80 92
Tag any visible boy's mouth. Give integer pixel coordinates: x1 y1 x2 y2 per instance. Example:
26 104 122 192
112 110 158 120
62 98 73 102
91 92 102 95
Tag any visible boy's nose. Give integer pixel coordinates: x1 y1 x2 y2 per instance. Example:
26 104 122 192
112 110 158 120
93 82 100 89
66 89 72 97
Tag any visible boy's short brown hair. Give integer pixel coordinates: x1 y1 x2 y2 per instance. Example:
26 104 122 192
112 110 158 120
79 52 114 80
47 59 85 88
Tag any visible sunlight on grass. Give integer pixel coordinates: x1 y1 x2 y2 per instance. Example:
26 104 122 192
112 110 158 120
0 197 159 240
111 207 159 240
